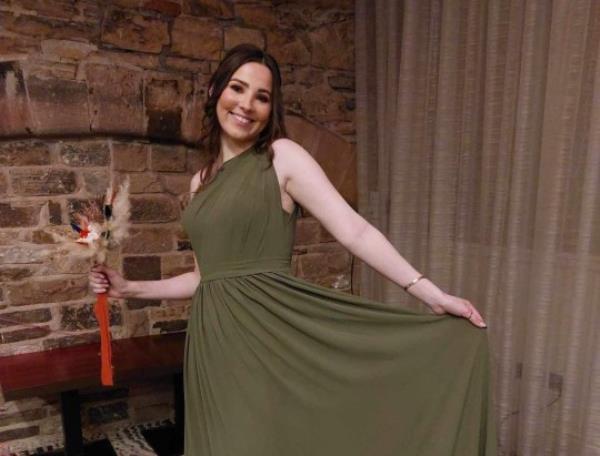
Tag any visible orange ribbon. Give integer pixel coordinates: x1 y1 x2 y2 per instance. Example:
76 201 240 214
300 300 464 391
94 292 113 386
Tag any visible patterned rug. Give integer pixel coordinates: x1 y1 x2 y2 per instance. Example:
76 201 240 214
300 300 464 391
0 419 177 456
106 422 161 456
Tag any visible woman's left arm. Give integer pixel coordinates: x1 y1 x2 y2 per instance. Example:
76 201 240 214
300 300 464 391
274 139 486 328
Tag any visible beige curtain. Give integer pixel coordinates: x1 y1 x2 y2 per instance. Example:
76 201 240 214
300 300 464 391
356 0 600 454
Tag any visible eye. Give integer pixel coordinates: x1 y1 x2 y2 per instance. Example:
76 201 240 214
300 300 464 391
257 94 271 103
229 84 243 93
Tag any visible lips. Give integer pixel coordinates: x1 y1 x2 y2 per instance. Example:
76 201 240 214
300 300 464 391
230 112 253 126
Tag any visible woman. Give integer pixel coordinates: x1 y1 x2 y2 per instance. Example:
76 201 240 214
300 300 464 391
90 44 496 455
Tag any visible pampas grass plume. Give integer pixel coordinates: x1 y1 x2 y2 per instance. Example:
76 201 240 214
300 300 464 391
110 177 130 245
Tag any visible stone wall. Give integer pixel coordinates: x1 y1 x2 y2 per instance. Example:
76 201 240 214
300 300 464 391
0 0 355 141
0 0 355 453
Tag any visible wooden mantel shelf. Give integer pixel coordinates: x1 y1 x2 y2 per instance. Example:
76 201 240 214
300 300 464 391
0 332 186 401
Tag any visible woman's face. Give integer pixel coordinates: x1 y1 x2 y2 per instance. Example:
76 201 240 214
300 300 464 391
216 62 273 150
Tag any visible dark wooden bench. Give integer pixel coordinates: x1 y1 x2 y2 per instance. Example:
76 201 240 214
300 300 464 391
0 332 186 456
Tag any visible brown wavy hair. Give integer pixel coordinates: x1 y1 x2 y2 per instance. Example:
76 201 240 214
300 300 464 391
197 43 287 186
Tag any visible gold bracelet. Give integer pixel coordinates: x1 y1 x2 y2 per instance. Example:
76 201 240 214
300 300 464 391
403 274 425 291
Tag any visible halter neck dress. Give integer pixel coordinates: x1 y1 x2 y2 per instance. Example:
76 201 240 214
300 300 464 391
181 146 496 456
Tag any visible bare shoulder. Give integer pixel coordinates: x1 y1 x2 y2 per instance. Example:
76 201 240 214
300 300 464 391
271 138 316 175
272 138 309 160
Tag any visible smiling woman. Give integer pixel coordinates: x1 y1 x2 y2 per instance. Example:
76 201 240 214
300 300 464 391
89 43 496 455
215 62 272 155
195 44 287 189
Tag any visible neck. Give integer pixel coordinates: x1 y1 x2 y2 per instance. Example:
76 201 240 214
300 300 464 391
220 136 254 163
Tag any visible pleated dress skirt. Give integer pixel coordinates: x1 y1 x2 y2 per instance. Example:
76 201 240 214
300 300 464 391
181 147 497 456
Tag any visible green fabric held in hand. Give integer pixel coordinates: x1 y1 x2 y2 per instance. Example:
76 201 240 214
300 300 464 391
181 147 497 456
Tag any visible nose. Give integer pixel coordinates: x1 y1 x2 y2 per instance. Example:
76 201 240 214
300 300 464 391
238 92 252 111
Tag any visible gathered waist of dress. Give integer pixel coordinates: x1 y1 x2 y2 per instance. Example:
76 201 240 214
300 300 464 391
199 257 292 283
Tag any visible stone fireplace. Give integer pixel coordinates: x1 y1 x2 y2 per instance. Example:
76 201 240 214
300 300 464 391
0 0 355 452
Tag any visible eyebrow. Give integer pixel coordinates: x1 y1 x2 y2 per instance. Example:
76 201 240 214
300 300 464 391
230 78 271 95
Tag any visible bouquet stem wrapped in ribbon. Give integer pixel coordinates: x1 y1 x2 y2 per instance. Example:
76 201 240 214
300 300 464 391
69 179 130 386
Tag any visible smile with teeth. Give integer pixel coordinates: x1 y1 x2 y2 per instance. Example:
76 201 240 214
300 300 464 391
230 112 253 125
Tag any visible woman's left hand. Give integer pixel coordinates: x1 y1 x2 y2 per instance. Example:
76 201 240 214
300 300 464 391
430 293 487 328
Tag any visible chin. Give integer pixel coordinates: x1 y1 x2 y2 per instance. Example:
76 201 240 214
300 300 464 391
223 128 260 144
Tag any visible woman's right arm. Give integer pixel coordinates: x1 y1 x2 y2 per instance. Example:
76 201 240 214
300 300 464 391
89 171 203 300
89 258 200 300
128 261 200 299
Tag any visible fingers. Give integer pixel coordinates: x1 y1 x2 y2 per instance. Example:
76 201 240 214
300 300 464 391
463 301 487 328
92 264 109 273
90 271 109 284
90 284 108 294
438 294 488 328
89 271 110 294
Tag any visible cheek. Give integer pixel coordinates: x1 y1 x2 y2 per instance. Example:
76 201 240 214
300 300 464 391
216 97 233 127
257 105 272 124
217 94 234 113
218 87 241 109
215 105 227 127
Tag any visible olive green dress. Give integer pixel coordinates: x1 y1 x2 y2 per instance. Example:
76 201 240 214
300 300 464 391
181 146 496 456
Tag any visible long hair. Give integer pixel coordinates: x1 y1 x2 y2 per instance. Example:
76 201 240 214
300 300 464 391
197 43 287 186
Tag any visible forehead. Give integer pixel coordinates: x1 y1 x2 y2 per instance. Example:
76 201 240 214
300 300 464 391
230 62 273 91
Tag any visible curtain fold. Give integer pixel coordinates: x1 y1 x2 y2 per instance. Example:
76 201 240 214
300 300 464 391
356 0 600 454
